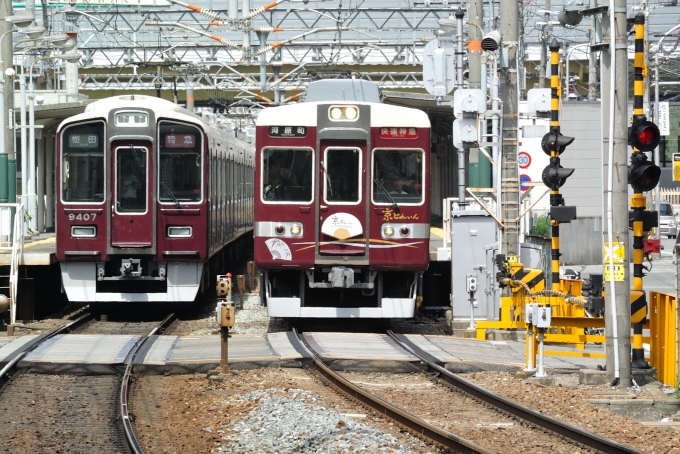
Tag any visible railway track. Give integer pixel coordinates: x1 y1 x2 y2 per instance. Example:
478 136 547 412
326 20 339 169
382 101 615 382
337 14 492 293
386 331 644 454
293 329 644 454
0 312 175 454
294 329 493 454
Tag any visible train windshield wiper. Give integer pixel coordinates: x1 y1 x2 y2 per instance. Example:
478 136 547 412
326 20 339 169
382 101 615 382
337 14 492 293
130 144 145 168
321 161 333 197
374 178 399 212
161 181 181 209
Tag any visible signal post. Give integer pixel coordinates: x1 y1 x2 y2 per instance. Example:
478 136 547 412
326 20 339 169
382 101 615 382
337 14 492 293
541 39 576 287
628 13 660 370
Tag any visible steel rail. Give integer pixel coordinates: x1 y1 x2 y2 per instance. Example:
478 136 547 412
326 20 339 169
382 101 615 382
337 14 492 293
387 331 644 454
119 313 177 454
293 329 494 454
0 312 94 385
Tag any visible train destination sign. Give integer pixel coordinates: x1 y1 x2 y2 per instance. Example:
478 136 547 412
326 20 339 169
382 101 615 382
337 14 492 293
268 126 307 137
379 127 419 139
164 133 196 148
68 133 99 148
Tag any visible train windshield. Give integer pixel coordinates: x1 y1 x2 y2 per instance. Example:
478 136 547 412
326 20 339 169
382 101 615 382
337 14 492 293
61 121 105 203
372 149 424 205
116 146 148 213
324 148 360 203
158 121 202 203
262 148 313 202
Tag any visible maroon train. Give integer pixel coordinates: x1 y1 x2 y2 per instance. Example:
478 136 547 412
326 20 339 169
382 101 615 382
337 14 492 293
254 81 431 318
56 95 254 302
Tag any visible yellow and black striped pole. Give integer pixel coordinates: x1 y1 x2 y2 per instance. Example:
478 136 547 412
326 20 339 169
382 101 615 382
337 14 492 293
549 39 561 290
631 12 649 368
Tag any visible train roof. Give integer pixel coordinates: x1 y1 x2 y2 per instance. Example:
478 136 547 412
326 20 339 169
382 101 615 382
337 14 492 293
255 102 431 129
56 95 206 133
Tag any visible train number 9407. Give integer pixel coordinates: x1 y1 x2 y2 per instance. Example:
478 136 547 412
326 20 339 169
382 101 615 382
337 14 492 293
68 213 97 221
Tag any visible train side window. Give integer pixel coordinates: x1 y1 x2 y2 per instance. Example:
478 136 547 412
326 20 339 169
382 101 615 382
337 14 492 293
262 148 313 203
61 121 105 203
372 149 424 205
158 121 202 203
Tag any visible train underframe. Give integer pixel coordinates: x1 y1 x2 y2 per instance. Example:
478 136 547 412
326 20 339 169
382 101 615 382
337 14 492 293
60 234 252 303
262 267 421 318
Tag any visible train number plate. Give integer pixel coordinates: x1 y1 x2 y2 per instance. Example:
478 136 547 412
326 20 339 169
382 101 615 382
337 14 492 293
68 213 97 221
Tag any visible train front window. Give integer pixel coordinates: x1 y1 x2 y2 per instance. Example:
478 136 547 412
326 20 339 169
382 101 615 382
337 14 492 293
159 122 202 203
324 148 360 203
116 146 148 213
262 148 313 202
61 122 105 203
373 149 424 205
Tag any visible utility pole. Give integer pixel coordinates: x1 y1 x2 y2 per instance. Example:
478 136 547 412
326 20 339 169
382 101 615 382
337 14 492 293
588 0 600 101
539 0 550 88
601 0 632 387
467 0 489 190
0 0 12 204
500 0 520 258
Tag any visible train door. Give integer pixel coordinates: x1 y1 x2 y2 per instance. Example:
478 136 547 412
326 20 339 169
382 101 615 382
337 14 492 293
318 143 367 256
111 141 154 247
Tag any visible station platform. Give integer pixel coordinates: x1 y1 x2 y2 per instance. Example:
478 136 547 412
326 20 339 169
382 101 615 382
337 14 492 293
0 331 606 375
0 232 56 266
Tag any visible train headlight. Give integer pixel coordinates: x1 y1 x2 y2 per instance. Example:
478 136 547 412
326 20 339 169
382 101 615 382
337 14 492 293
71 226 96 238
168 226 192 237
400 226 410 237
275 224 285 235
328 105 359 121
345 106 358 120
383 226 394 237
290 224 302 236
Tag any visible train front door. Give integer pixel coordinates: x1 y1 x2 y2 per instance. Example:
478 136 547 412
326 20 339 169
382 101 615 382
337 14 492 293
111 141 154 247
317 144 367 257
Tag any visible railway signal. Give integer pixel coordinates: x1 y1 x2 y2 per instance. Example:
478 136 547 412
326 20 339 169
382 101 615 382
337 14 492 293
541 158 575 190
541 129 575 155
628 115 660 152
629 152 661 192
542 39 577 290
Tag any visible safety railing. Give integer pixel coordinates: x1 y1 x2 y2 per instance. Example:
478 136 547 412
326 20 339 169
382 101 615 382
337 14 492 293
648 291 678 388
0 203 25 326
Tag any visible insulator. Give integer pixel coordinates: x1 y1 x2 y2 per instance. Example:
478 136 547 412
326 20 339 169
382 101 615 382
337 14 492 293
244 6 265 21
253 27 276 33
213 37 239 48
198 8 222 20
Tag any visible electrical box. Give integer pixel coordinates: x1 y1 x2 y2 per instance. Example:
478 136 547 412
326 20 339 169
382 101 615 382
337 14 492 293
217 302 235 327
452 117 480 149
525 303 537 325
534 304 552 328
526 88 551 117
452 88 487 117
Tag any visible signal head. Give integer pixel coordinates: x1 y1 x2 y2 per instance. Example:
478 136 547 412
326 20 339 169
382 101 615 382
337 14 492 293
628 116 660 152
542 164 575 190
541 129 575 155
629 153 661 192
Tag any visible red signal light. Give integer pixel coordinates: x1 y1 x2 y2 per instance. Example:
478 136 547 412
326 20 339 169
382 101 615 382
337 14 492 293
638 128 654 146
